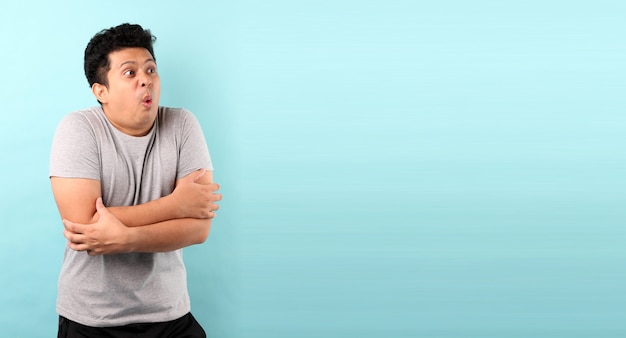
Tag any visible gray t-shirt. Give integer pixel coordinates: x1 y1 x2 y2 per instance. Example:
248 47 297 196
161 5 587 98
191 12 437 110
49 106 212 327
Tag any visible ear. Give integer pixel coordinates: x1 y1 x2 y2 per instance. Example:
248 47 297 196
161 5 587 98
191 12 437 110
91 83 109 104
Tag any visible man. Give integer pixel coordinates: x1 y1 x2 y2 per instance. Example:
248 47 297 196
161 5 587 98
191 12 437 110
49 23 221 337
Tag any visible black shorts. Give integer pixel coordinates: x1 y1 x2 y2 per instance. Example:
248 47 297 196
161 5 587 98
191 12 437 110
58 312 206 338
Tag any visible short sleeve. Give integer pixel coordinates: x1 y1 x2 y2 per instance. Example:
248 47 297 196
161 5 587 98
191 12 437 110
49 112 101 180
176 108 213 180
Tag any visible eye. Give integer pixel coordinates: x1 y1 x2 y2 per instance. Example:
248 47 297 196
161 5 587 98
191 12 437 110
123 69 135 76
148 67 157 74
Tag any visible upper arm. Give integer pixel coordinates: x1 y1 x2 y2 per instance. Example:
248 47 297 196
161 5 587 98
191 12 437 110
197 169 214 185
176 168 214 186
178 109 213 174
50 177 101 224
50 112 102 224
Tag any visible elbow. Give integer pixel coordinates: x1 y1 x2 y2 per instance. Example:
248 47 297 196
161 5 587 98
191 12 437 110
194 219 212 244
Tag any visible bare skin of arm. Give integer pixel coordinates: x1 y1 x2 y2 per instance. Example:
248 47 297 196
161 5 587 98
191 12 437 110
51 169 220 226
63 197 214 254
51 169 222 255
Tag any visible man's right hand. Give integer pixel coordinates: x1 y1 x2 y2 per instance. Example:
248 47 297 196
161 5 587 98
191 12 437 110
169 169 222 219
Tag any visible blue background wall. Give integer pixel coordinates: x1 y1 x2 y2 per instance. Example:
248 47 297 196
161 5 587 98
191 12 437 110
1 1 625 337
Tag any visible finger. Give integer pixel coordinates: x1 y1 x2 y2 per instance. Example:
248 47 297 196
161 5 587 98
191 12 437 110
67 241 89 252
63 219 84 234
64 229 85 244
202 184 219 196
211 193 223 202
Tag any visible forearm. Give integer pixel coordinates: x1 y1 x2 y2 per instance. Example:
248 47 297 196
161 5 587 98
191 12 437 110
125 217 212 253
100 169 218 227
103 195 181 227
59 171 220 255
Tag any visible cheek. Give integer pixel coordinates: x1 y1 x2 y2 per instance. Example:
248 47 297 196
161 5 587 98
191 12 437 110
109 90 136 106
152 81 161 96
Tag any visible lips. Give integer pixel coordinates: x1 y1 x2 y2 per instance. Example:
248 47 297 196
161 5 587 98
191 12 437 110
142 93 153 108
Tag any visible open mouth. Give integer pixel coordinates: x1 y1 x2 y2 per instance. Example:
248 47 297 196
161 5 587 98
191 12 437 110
142 95 153 107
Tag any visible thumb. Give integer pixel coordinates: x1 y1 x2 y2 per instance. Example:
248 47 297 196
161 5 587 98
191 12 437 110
193 168 207 182
95 197 110 216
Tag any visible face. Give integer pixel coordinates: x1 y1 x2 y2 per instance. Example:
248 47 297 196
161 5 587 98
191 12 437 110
93 47 161 136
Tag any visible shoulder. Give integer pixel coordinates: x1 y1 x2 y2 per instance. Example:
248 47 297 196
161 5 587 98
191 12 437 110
158 106 196 120
61 106 104 120
157 106 201 129
57 106 106 130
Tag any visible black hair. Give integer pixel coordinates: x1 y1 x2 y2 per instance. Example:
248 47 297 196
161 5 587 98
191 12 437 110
84 23 156 88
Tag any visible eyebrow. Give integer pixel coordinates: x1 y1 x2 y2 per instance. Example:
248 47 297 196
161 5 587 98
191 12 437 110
119 58 156 68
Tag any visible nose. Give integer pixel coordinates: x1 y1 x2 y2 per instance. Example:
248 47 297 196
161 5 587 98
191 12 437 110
140 72 152 88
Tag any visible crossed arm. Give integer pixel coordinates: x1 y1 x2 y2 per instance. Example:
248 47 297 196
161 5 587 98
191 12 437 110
51 169 222 256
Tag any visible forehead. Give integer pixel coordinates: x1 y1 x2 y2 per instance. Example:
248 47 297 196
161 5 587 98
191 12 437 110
108 47 155 65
